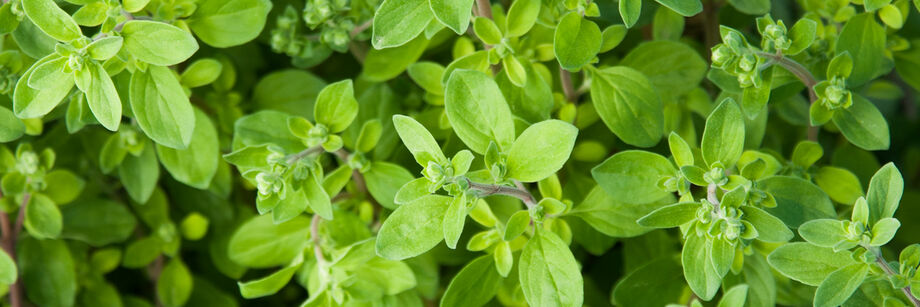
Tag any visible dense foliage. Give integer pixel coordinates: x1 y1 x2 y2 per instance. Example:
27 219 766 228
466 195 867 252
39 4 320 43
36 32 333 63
1 0 920 306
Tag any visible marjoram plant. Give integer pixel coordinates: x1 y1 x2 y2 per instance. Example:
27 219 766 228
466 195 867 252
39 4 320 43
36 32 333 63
1 0 920 306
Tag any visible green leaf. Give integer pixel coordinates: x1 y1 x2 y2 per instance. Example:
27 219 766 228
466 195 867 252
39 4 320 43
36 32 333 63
618 0 641 28
505 0 540 37
180 58 223 88
11 19 56 59
118 143 160 203
80 61 122 131
440 255 502 306
554 12 601 70
238 262 301 298
18 237 77 307
364 161 414 210
864 0 892 11
620 40 707 97
589 66 664 147
612 256 686 307
228 214 310 268
798 219 848 247
393 115 446 166
86 36 124 61
473 17 502 46
130 65 196 149
61 199 137 246
21 0 82 42
23 193 62 239
188 0 272 47
372 0 433 49
668 132 694 167
232 110 305 153
767 242 856 286
869 217 899 246
28 56 71 89
813 166 864 204
867 162 903 223
519 230 583 307
122 236 162 268
155 109 219 189
791 141 823 168
636 202 697 228
0 106 25 142
652 5 684 41
568 186 672 237
158 259 193 307
741 206 793 242
592 150 676 205
496 61 554 123
835 13 886 87
13 55 74 119
121 21 198 66
429 0 474 34
710 237 734 277
879 4 903 28
363 36 430 82
654 0 702 16
682 234 720 300
786 18 817 55
376 195 451 260
444 69 515 154
0 249 16 285
252 69 326 119
313 79 358 133
407 62 445 95
599 25 628 53
503 54 527 87
759 176 836 228
506 120 577 182
701 98 744 168
443 195 466 249
814 263 869 307
395 178 430 205
504 210 530 240
718 284 749 307
727 0 769 15
832 94 890 151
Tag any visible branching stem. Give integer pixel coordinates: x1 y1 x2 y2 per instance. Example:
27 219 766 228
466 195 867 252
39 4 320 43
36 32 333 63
465 178 537 208
756 51 819 141
286 146 324 165
871 247 920 307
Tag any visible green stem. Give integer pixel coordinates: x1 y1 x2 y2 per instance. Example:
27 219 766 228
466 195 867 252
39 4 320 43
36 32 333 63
871 248 920 307
465 178 537 208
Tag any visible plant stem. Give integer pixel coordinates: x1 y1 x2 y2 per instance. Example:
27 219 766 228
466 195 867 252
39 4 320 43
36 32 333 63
756 51 819 141
4 192 30 307
475 0 493 19
465 178 537 208
286 146 324 165
311 214 327 265
871 248 920 306
707 184 722 214
350 19 373 38
560 68 577 103
0 190 21 307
